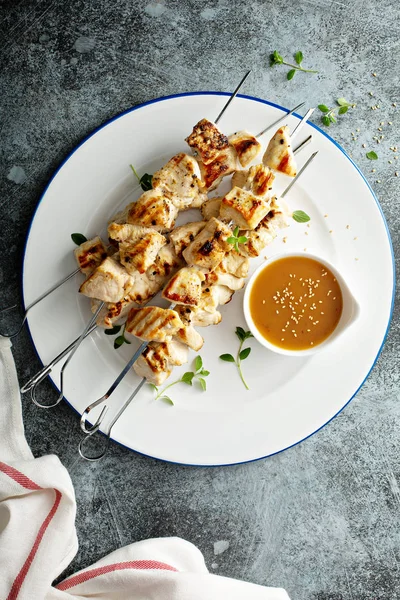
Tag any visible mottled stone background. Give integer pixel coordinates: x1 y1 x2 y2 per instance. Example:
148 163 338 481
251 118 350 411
1 0 399 598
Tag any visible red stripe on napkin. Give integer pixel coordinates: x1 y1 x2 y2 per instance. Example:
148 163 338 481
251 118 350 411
0 461 62 600
56 560 178 591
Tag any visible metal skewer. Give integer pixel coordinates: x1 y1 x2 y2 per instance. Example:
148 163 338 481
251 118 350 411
290 107 315 139
0 267 80 338
256 102 305 138
78 378 147 461
214 70 251 124
78 151 318 461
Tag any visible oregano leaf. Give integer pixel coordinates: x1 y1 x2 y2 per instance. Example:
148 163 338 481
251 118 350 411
71 233 87 246
292 210 311 223
220 353 235 362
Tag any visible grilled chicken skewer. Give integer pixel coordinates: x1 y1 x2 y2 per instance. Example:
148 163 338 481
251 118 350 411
186 103 312 190
27 73 251 409
21 136 314 404
78 154 318 455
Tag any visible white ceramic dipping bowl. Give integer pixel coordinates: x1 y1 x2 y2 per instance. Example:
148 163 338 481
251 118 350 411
243 252 360 356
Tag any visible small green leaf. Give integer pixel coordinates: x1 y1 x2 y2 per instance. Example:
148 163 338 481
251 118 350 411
114 336 125 349
322 115 331 127
270 50 283 65
220 353 235 362
71 233 87 246
130 164 140 182
336 97 350 107
244 331 254 340
239 347 251 361
200 369 210 377
235 327 245 342
198 377 207 392
329 114 337 123
194 356 203 372
148 383 158 392
123 336 131 345
292 210 311 223
105 325 121 336
181 371 194 385
318 104 329 113
338 106 348 115
237 236 248 244
294 51 303 65
140 173 153 191
233 226 240 237
287 69 296 80
366 151 378 160
227 236 236 245
160 396 174 405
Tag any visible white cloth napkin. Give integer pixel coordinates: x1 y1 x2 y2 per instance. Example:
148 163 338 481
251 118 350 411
0 335 290 600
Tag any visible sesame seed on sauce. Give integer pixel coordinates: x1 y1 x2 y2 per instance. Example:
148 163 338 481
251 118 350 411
249 256 343 350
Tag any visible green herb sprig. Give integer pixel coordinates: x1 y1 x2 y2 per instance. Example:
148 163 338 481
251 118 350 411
149 355 210 405
71 233 88 246
318 98 356 127
220 326 253 390
366 151 378 160
227 226 248 253
105 322 132 349
130 164 153 191
292 210 310 223
270 50 318 80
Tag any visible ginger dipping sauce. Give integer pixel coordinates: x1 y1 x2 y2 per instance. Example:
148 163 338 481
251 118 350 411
249 256 343 351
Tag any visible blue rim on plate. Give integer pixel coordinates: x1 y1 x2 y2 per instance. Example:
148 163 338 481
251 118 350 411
22 92 396 467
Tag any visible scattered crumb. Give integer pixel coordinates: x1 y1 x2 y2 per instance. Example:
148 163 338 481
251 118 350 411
307 223 310 228
393 103 397 107
346 225 350 229
304 248 307 251
329 230 333 234
305 231 308 235
355 257 359 261
396 172 399 177
376 180 381 183
354 236 358 241
214 541 230 556
324 214 328 218
372 72 377 77
362 144 366 148
388 121 393 125
371 169 376 172
282 237 287 243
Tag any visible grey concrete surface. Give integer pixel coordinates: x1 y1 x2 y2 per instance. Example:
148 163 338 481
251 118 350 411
1 0 399 598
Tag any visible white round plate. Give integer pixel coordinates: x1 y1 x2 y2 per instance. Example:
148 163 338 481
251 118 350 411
23 93 395 466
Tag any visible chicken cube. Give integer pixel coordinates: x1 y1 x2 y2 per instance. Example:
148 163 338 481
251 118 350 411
199 284 234 313
108 223 166 274
133 340 189 386
186 118 229 165
74 236 108 276
125 306 184 343
79 257 134 303
204 270 245 291
219 252 249 278
162 267 205 306
175 305 222 327
231 164 275 198
239 197 289 258
262 125 297 177
146 242 184 281
126 189 178 232
182 217 232 270
152 153 207 210
200 197 222 221
228 131 262 167
220 186 271 230
198 146 237 190
169 221 206 259
174 325 204 351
